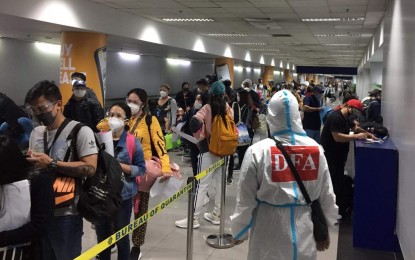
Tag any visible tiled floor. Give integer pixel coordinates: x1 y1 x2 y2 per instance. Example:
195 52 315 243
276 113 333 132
81 151 340 259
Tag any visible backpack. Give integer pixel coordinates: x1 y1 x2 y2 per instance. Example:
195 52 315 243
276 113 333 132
68 123 124 225
209 113 238 156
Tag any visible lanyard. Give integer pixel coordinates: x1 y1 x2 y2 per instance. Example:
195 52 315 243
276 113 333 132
43 118 71 156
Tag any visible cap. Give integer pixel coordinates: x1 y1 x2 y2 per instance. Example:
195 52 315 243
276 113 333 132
300 81 310 86
241 79 253 88
196 78 209 85
368 89 381 96
72 80 86 88
346 99 364 111
210 80 225 95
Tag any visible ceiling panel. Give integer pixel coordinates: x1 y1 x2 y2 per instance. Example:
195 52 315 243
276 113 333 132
34 0 389 66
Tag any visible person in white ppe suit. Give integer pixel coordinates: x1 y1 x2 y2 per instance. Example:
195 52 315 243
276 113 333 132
230 90 339 260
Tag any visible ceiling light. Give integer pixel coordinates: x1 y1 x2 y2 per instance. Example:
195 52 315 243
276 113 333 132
249 48 279 52
119 52 140 61
163 18 214 22
254 68 261 73
35 42 61 55
232 42 267 46
302 17 364 22
315 34 360 37
166 58 191 66
274 71 281 75
207 33 248 37
234 66 243 72
245 67 252 72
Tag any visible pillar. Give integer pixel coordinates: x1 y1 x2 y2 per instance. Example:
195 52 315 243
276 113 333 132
214 58 234 87
284 69 292 83
262 66 275 85
59 32 107 106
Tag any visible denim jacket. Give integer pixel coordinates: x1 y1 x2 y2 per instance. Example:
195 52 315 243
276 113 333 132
114 130 146 201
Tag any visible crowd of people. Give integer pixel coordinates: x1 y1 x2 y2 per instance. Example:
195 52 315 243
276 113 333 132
0 73 385 260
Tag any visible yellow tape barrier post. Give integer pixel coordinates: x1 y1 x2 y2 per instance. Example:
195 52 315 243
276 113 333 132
75 158 224 260
186 176 197 260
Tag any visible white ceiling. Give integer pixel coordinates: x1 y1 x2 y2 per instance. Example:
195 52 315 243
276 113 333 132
88 0 389 67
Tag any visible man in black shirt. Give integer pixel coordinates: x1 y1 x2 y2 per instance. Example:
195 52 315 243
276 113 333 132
302 86 323 143
321 99 375 218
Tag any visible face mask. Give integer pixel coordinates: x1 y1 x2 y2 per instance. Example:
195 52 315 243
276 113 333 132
73 89 86 98
108 117 125 131
183 87 190 92
36 111 57 126
160 91 168 98
127 103 141 115
244 87 251 92
194 101 202 110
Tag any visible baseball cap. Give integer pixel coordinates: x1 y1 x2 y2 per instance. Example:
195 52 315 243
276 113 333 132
196 78 208 85
368 89 381 96
72 80 86 88
346 99 364 111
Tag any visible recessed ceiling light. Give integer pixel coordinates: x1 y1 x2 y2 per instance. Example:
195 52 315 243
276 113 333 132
315 34 360 37
302 17 364 22
163 18 214 22
35 42 61 55
206 33 248 37
231 42 267 46
119 52 140 61
166 58 191 66
249 48 280 52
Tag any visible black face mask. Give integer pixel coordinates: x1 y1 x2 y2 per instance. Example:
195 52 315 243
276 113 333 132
36 111 57 126
183 88 190 92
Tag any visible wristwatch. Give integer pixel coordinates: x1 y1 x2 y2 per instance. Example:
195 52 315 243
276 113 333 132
49 159 58 169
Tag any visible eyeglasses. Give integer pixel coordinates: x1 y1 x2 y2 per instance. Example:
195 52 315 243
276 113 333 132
26 102 57 115
126 98 142 106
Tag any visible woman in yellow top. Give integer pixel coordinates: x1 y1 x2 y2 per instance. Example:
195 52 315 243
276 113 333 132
97 88 171 260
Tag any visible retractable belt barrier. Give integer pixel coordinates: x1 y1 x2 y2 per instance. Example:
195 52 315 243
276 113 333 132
75 158 225 260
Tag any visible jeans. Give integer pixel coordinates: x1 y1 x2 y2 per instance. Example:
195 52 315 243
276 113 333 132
305 129 321 144
95 198 133 260
42 214 83 260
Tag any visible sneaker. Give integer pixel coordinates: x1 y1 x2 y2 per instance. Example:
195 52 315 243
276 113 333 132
227 177 233 185
175 217 200 229
138 252 142 260
203 196 210 206
91 224 95 230
204 212 220 225
111 245 117 253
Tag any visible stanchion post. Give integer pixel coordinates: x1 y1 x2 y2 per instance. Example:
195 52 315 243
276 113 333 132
206 156 234 249
186 177 197 260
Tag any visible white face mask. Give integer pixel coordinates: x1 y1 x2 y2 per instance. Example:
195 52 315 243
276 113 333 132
160 91 168 98
108 117 125 131
193 101 202 110
244 87 251 92
127 103 141 115
73 89 86 98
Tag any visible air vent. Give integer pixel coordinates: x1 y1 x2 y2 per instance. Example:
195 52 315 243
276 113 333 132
272 34 292 37
244 18 272 22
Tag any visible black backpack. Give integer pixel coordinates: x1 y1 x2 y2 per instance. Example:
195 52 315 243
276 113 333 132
67 123 124 225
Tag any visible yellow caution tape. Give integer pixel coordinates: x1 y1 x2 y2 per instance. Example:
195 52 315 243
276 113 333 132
75 158 224 259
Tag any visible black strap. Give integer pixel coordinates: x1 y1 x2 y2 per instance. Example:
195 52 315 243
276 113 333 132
130 116 142 134
145 114 159 157
43 118 71 155
272 137 312 205
63 123 85 162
